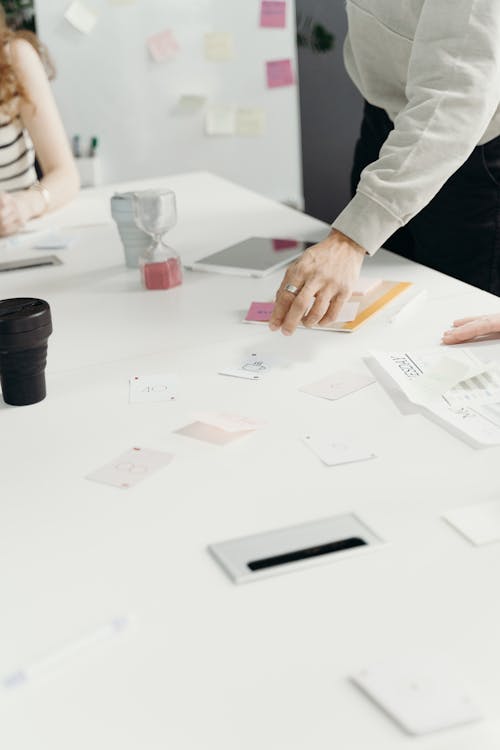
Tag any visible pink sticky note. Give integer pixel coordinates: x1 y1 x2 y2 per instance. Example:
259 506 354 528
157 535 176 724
260 1 287 28
273 238 298 251
147 29 179 62
266 59 294 88
245 302 275 322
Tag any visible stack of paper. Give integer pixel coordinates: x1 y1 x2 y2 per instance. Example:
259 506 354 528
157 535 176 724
370 349 500 446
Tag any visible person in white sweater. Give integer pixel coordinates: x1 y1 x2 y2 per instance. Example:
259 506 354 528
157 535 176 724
270 1 500 335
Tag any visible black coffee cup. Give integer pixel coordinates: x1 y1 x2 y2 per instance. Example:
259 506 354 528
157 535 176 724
0 298 53 406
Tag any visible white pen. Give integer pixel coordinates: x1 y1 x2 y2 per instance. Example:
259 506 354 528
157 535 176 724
389 289 428 324
2 615 130 691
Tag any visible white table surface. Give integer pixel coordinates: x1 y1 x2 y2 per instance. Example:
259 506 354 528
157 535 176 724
2 172 500 750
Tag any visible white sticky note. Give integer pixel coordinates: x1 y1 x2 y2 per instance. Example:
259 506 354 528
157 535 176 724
194 412 265 433
219 352 273 380
147 29 179 62
302 433 376 467
204 32 234 61
177 95 206 114
443 499 500 545
86 447 174 489
236 108 266 136
64 1 98 34
352 654 483 736
205 106 236 136
129 374 178 404
300 370 376 401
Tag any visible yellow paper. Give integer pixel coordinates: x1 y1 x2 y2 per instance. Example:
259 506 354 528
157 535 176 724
236 108 266 136
204 32 234 61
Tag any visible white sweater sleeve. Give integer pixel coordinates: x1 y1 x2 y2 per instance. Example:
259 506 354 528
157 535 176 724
332 0 500 254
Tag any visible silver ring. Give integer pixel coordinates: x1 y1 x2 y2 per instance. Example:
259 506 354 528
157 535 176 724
285 283 300 295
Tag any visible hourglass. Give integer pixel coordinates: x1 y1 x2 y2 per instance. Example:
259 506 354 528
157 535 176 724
132 189 183 290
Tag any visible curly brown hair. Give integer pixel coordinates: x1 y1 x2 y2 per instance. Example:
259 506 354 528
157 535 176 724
0 7 56 117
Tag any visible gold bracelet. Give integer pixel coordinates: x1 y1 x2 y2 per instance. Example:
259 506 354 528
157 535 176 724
29 181 51 216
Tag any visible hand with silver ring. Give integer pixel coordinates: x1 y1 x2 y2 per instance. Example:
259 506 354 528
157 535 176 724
269 229 366 336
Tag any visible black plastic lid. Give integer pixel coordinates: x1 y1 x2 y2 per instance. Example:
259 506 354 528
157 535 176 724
0 298 51 334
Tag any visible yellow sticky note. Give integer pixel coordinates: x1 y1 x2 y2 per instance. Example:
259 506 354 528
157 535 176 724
177 95 206 114
204 32 234 61
236 108 266 136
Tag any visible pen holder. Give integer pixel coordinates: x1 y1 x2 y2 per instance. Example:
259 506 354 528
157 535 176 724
76 156 101 188
110 192 151 269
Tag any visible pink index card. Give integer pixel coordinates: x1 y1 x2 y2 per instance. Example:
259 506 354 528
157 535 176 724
273 238 298 251
260 1 287 28
245 302 275 322
194 412 265 433
266 59 294 88
147 29 179 62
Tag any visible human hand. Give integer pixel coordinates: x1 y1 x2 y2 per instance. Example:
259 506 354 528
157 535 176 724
0 192 30 236
269 229 366 335
442 314 500 344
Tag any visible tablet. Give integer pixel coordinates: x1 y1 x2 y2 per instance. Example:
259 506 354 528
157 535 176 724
187 237 311 277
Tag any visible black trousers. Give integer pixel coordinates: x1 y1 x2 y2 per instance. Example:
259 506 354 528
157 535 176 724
351 101 500 295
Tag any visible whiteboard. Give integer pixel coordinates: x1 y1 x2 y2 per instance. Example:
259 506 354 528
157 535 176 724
35 0 303 206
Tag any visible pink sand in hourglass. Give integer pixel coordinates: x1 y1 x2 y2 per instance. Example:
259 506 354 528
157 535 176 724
143 258 182 290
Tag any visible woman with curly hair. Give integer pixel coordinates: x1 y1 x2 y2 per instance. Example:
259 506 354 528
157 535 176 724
0 11 78 236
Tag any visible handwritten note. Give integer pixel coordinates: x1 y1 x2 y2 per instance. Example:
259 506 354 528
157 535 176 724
266 59 294 88
147 29 179 62
204 32 234 61
86 447 174 489
129 374 178 403
260 1 287 28
64 1 98 34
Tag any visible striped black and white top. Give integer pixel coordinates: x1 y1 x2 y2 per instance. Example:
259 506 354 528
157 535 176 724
0 113 37 192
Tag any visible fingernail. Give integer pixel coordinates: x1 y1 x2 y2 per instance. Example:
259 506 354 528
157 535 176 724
269 323 278 331
282 329 292 336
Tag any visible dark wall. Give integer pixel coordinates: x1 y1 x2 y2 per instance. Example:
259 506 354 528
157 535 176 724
296 1 363 223
1 0 36 31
